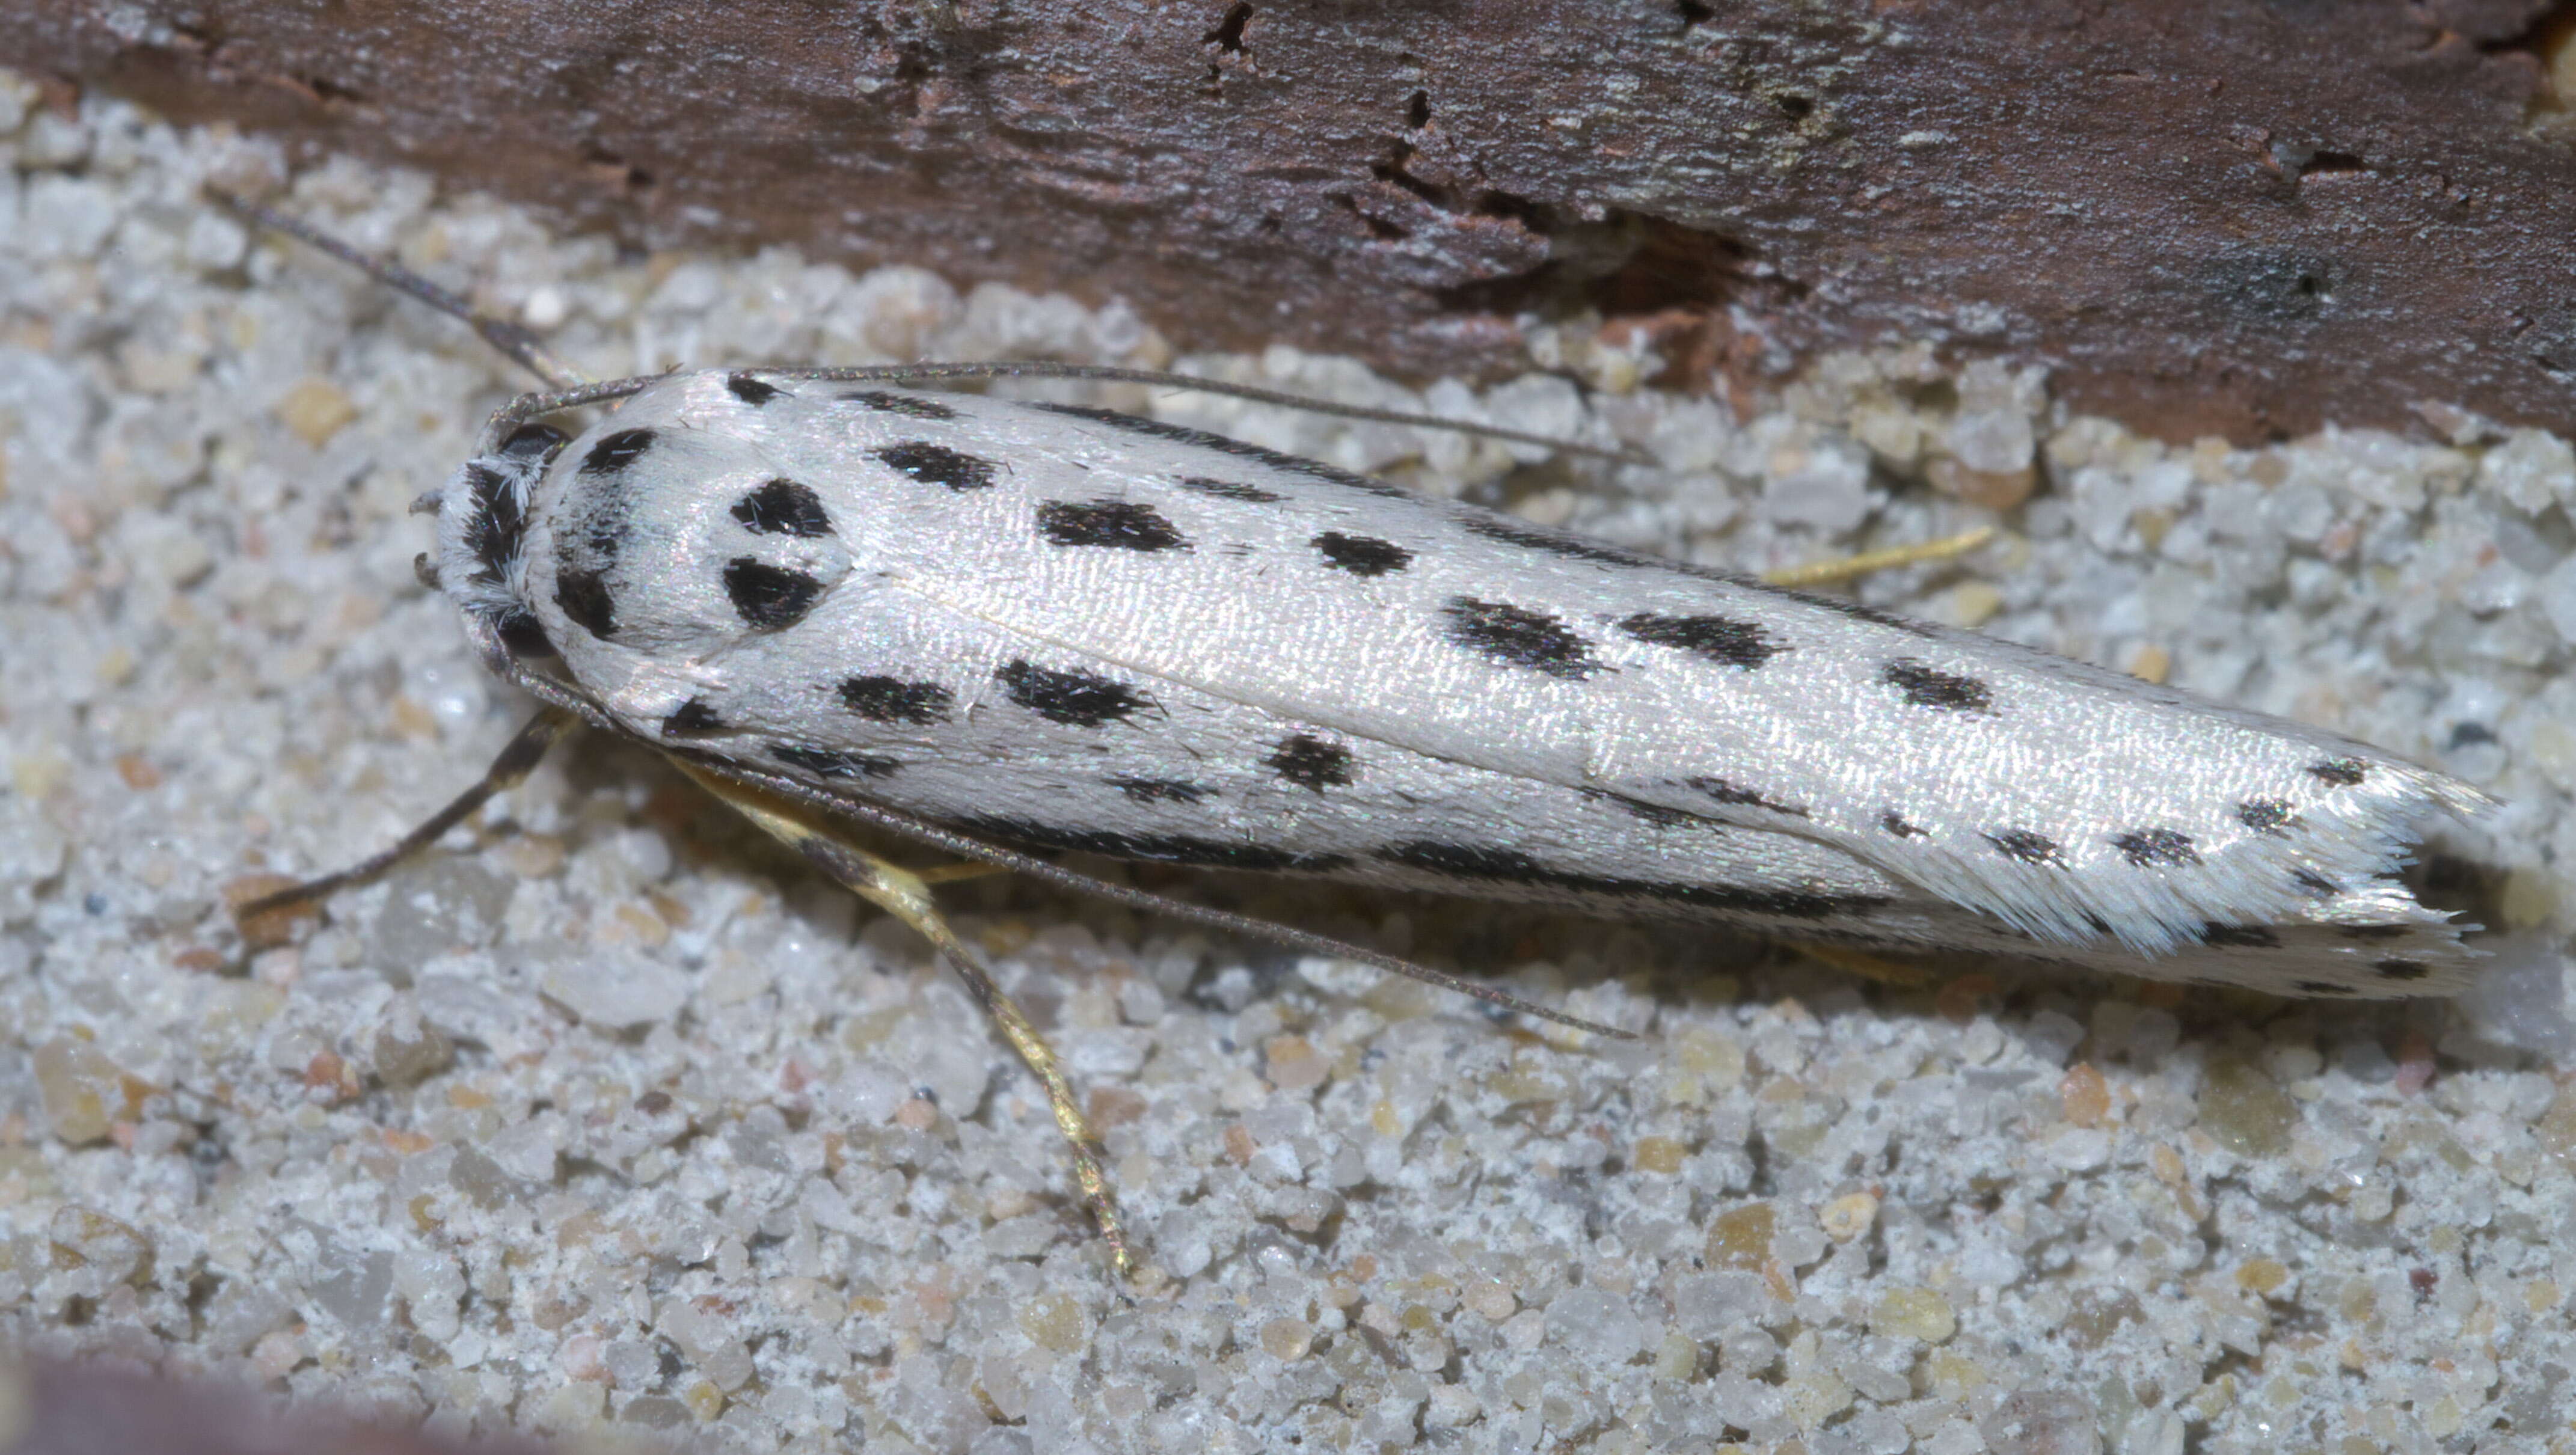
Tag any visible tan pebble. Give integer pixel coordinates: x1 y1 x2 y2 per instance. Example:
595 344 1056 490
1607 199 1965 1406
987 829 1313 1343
1633 1136 1687 1174
1265 1034 1327 1091
679 1377 725 1421
1259 1317 1314 1361
1018 1293 1090 1353
2127 644 2172 685
605 901 670 949
894 1097 939 1132
33 1038 140 1145
1871 1287 1957 1343
2539 1086 2576 1162
1820 1192 1879 1241
1943 581 2005 629
1462 1280 1517 1322
2198 1056 2293 1156
1705 1201 1774 1271
2131 507 2176 550
2059 1063 2111 1127
274 378 359 448
2235 1258 2290 1295
2498 868 2558 930
495 833 568 880
1087 1086 1148 1130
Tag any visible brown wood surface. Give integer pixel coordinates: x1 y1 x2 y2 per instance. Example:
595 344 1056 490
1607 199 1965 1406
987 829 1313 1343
8 0 2575 442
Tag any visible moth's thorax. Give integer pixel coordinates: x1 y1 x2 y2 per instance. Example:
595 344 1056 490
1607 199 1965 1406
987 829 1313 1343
437 372 909 679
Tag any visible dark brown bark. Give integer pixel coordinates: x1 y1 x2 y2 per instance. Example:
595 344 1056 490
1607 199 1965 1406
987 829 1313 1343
8 0 2575 443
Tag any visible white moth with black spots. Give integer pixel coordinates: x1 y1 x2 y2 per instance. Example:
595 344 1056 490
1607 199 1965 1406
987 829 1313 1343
435 367 2488 1001
226 194 2492 1270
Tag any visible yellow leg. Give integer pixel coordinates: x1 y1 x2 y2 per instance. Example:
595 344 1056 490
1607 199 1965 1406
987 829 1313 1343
915 861 1014 886
675 764 1135 1277
1762 527 1996 589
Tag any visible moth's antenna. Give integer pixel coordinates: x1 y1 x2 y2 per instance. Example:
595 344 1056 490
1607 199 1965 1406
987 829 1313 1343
779 362 1642 464
209 188 587 391
213 190 1636 467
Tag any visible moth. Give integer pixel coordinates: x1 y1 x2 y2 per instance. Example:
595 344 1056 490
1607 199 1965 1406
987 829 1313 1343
223 195 2489 1272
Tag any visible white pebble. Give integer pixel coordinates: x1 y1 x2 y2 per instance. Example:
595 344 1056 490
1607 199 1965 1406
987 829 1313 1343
539 949 689 1029
2538 557 2576 646
2483 427 2576 514
1545 1285 1646 1368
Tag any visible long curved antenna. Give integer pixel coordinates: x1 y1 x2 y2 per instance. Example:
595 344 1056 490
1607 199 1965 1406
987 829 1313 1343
215 189 1631 464
209 189 589 390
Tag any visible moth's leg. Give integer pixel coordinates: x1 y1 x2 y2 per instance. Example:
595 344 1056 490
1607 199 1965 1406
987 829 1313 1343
676 765 1135 1278
1762 527 1997 589
233 708 580 931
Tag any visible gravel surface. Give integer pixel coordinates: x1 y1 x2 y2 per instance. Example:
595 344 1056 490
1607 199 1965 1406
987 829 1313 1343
2 78 2574 1455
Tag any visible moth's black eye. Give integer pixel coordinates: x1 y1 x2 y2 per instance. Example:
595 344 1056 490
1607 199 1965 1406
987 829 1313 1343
495 607 557 660
499 423 569 461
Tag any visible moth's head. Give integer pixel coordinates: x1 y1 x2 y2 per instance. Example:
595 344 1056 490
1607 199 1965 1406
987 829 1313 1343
420 420 569 660
426 373 865 686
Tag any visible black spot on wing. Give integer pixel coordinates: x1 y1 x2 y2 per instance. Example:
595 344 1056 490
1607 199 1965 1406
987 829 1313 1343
841 390 960 420
2238 799 2296 835
1617 613 1788 670
2337 924 2412 941
1880 811 1928 839
997 660 1155 727
1037 499 1191 552
838 675 954 725
662 697 724 736
2111 828 2200 868
2292 869 2341 896
1176 476 1284 504
1688 777 1808 818
771 744 901 780
554 568 617 639
2295 980 2359 996
723 558 825 630
1460 515 1648 566
2307 758 2369 787
1884 660 1996 713
2372 958 2430 981
2200 923 2281 948
1106 776 1212 805
1313 531 1412 575
731 479 835 538
1372 839 1886 921
1983 829 2064 866
1265 734 1354 793
1441 597 1604 679
1026 402 1412 497
726 372 782 405
579 428 656 474
876 441 997 491
459 464 524 584
957 816 1351 873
